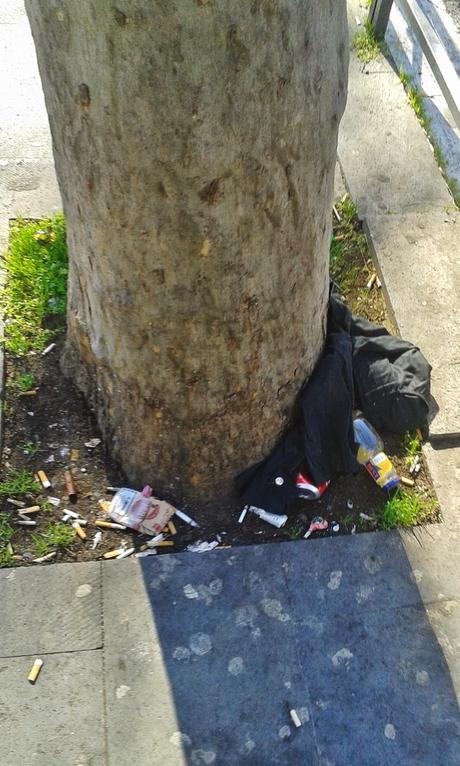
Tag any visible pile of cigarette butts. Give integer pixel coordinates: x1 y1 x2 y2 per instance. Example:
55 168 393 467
9 465 229 562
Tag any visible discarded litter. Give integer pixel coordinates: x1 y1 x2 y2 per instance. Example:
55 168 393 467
238 505 249 524
70 448 79 462
346 499 354 510
175 509 200 528
135 549 157 558
36 470 51 489
62 508 79 520
16 519 36 527
295 468 329 500
91 531 102 550
168 520 177 535
47 497 60 507
6 498 25 508
146 533 164 548
249 506 287 528
304 516 328 539
103 548 125 559
366 273 377 290
18 506 40 516
289 708 302 729
64 470 77 502
27 658 43 684
186 540 219 553
351 525 356 534
359 512 373 521
94 520 125 530
109 486 176 535
44 454 55 463
353 415 400 490
85 438 101 449
72 521 87 540
330 521 340 533
400 476 415 487
116 547 135 560
42 342 56 356
98 499 111 513
34 552 56 563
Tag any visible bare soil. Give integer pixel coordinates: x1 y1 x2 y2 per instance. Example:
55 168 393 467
0 213 440 566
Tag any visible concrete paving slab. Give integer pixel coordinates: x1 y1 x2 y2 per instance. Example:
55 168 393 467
101 542 460 766
0 649 105 766
0 561 102 656
300 605 460 766
103 553 319 766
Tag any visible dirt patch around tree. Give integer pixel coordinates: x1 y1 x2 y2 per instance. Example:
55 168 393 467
0 207 440 566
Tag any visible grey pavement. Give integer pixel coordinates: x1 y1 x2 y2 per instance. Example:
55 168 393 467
1 1 460 765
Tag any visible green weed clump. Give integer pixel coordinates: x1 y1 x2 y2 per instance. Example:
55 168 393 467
2 214 67 354
0 513 14 567
402 431 421 465
12 372 34 391
0 469 40 496
381 489 431 530
330 196 367 290
353 20 386 64
32 522 74 558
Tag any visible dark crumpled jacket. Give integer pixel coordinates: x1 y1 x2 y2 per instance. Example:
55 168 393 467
236 292 431 514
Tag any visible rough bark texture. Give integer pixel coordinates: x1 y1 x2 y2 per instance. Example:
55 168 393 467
26 0 348 504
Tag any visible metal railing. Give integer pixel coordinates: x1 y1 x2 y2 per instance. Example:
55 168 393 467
368 0 460 131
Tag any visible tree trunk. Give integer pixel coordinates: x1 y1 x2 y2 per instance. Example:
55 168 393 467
26 1 348 504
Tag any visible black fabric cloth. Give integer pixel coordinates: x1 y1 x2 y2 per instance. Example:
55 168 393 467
235 291 432 515
329 294 432 433
235 330 358 513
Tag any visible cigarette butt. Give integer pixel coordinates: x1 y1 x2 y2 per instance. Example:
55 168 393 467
94 520 125 530
154 540 174 547
106 487 121 493
6 498 25 508
64 470 77 501
217 545 231 549
400 476 415 487
17 519 37 526
333 205 341 222
34 551 57 563
42 342 56 355
168 520 177 535
175 509 199 527
366 273 377 290
116 547 135 560
47 497 60 507
37 470 51 489
28 658 43 684
61 508 79 520
98 500 110 513
19 505 40 514
238 506 248 524
376 276 382 288
289 708 302 728
103 548 125 559
18 389 38 397
70 449 79 462
74 519 88 526
72 521 87 540
7 542 13 554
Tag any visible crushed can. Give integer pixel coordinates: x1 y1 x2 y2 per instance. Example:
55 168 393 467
295 468 330 500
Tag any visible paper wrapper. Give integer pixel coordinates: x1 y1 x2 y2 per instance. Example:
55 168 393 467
109 488 176 535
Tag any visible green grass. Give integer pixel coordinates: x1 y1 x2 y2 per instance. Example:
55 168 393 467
402 431 421 466
285 522 305 540
0 469 39 496
1 214 67 354
353 20 387 63
12 372 35 391
330 196 367 290
0 513 14 567
32 522 74 558
381 489 431 530
19 441 39 456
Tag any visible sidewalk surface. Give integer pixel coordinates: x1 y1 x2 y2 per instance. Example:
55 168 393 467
1 2 460 765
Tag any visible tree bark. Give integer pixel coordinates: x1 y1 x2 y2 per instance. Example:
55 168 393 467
26 0 348 504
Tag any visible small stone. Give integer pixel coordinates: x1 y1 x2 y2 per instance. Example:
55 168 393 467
384 723 396 740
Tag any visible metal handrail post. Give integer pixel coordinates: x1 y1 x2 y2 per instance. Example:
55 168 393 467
368 0 394 39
